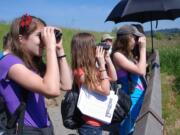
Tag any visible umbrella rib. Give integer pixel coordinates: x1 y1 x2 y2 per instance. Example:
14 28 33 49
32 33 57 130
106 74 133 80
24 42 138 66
121 0 132 17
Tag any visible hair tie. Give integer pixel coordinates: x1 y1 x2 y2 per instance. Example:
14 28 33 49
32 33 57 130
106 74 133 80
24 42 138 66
19 14 32 35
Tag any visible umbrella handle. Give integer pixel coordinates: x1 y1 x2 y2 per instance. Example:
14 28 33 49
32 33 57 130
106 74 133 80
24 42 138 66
151 21 154 53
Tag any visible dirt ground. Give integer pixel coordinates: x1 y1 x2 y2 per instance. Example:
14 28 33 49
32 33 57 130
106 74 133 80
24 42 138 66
46 91 77 135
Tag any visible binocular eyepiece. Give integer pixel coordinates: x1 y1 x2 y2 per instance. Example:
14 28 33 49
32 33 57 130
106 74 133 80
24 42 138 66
54 29 62 43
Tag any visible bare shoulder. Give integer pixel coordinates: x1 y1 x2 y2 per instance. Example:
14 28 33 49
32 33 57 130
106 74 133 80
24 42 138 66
113 52 128 62
8 63 34 78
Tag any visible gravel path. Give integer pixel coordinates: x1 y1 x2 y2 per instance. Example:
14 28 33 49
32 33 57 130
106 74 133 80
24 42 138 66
47 106 77 135
46 92 77 135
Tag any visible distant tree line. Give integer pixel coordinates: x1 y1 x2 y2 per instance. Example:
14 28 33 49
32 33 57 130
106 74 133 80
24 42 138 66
112 26 180 40
146 28 180 37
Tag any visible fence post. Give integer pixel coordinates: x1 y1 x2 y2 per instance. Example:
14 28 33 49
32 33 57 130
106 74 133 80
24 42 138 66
134 50 164 135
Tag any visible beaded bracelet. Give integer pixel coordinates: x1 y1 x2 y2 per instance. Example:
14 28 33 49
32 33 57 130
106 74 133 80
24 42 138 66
57 54 66 59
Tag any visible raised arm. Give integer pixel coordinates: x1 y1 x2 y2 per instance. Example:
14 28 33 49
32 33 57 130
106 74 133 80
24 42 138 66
56 37 72 91
94 47 110 96
113 36 146 76
104 51 117 82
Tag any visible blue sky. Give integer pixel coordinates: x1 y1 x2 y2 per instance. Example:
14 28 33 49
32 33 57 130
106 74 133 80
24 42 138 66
0 0 180 32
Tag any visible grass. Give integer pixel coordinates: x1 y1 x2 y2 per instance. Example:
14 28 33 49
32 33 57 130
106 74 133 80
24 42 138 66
161 73 180 135
155 39 180 135
158 46 180 75
0 24 9 50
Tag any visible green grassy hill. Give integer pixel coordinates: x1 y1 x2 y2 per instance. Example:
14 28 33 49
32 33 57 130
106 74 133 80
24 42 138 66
0 24 9 50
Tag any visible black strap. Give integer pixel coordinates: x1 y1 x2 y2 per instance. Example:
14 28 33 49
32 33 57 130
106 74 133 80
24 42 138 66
0 53 11 61
110 82 121 95
18 90 28 135
6 102 26 129
17 102 26 135
127 72 134 94
6 89 28 135
0 53 5 60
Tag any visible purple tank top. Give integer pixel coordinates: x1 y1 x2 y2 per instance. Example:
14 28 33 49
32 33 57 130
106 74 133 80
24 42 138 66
0 54 50 128
117 69 145 93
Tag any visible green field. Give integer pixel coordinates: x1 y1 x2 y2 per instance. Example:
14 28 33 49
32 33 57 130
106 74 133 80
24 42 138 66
150 36 180 134
156 41 180 135
0 24 180 134
0 24 9 50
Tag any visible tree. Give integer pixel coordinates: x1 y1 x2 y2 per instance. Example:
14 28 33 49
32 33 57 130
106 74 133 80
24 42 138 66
154 32 164 40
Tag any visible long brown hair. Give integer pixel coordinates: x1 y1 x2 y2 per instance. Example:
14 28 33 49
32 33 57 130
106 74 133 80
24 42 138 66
3 32 11 50
112 34 133 60
9 15 46 75
71 32 100 89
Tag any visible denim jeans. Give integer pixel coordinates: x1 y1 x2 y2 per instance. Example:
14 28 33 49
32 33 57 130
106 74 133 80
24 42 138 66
102 123 120 135
78 124 102 135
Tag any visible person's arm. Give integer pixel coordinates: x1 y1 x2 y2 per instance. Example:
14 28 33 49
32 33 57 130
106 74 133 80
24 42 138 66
8 27 60 98
79 71 110 96
56 39 72 91
113 36 146 76
137 36 146 75
97 69 110 96
93 47 110 96
104 51 117 82
77 47 110 96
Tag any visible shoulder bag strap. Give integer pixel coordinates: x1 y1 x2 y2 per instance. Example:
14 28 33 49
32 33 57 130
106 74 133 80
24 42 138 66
6 89 28 135
111 82 122 95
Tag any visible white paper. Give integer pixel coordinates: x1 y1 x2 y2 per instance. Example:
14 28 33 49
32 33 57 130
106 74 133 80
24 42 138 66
77 85 118 124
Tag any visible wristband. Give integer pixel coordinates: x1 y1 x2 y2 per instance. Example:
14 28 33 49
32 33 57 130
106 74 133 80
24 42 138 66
57 54 66 59
100 77 109 80
99 69 106 72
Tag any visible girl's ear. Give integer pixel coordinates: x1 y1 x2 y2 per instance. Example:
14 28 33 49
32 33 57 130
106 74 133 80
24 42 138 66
19 35 24 44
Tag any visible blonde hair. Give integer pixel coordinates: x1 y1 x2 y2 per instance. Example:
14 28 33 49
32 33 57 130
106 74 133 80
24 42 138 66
71 32 100 89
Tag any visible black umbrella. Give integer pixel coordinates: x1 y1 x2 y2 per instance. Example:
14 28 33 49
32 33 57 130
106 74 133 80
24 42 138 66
106 0 180 52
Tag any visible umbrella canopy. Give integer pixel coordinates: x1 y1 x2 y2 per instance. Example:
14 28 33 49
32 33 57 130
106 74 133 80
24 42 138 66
106 0 128 23
106 0 180 51
106 0 180 23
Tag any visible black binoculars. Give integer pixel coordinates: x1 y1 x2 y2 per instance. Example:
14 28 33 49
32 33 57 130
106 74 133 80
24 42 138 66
39 29 62 43
54 29 62 43
97 42 110 50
